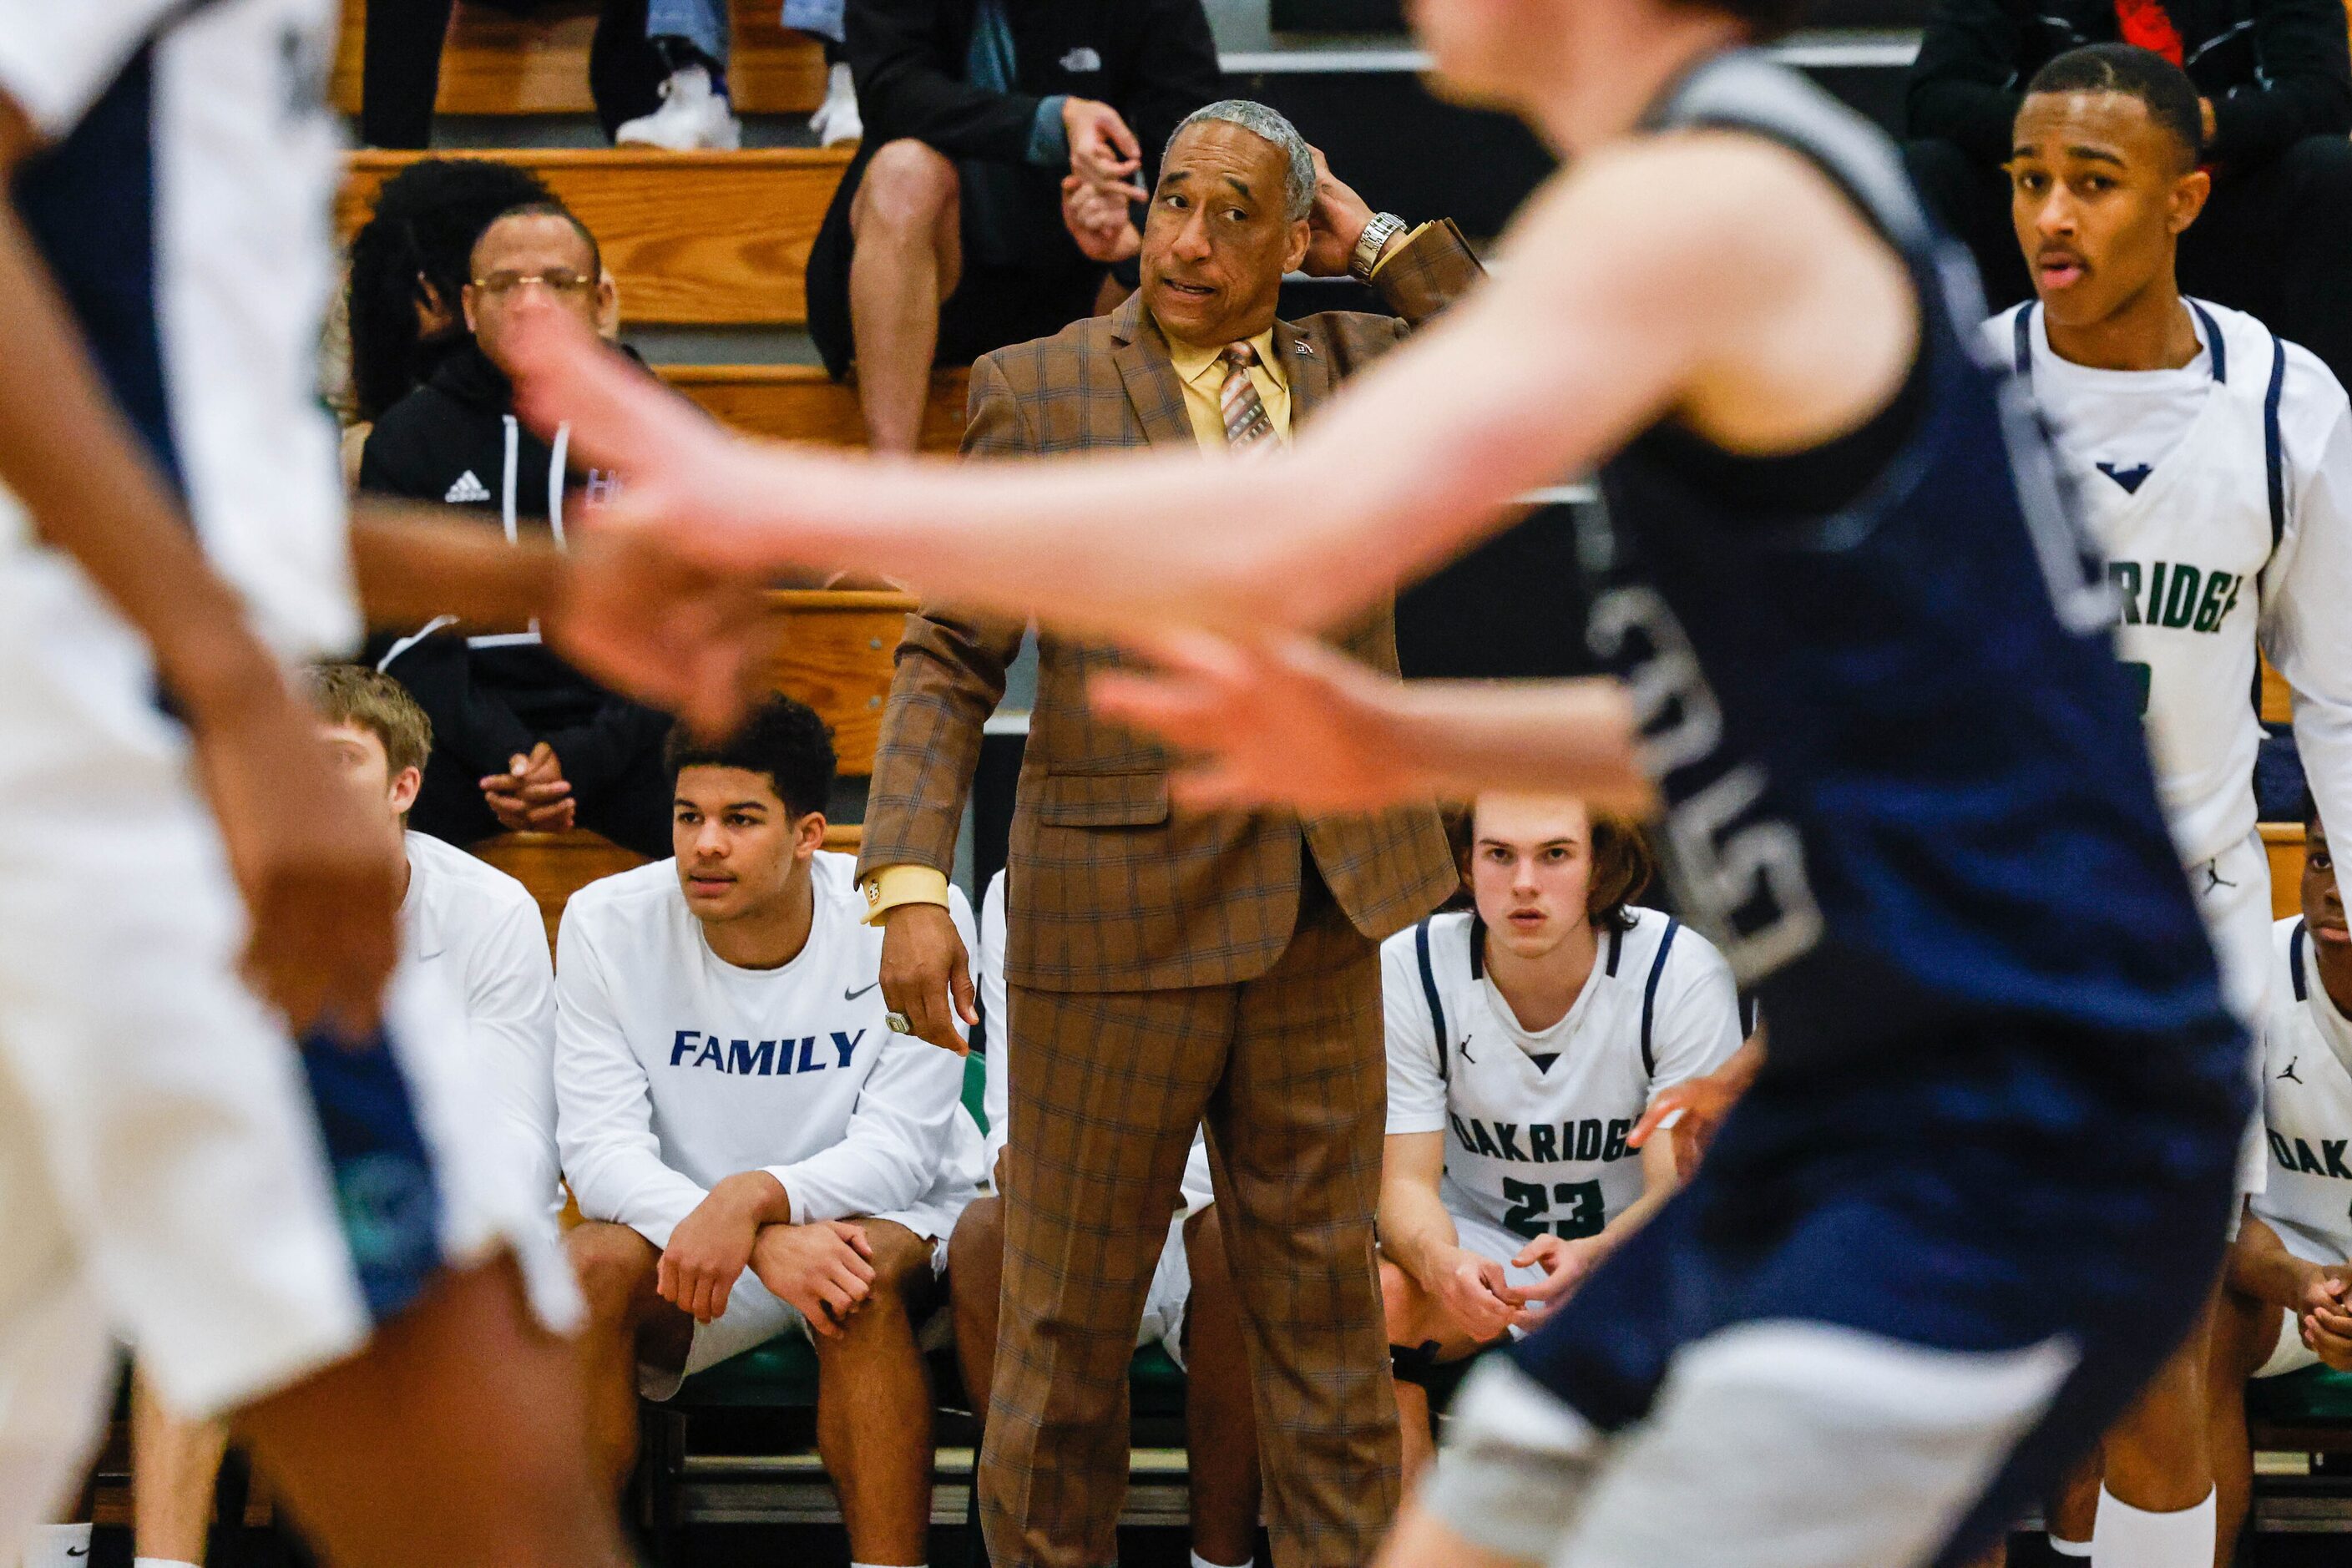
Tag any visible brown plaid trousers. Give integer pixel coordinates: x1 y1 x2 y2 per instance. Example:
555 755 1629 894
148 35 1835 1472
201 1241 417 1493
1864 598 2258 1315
858 220 1480 1568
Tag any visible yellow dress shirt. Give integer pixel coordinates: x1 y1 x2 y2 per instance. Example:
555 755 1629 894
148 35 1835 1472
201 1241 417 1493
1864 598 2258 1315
1167 324 1290 452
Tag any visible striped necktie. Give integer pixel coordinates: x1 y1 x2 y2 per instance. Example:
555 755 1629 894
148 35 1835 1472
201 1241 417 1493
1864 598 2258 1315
1219 341 1277 450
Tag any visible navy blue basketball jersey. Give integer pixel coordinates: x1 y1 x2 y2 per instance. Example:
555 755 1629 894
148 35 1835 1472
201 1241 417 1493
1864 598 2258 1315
1583 52 2237 1086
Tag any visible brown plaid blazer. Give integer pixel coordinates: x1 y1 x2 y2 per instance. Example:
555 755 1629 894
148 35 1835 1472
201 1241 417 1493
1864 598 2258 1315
859 221 1479 993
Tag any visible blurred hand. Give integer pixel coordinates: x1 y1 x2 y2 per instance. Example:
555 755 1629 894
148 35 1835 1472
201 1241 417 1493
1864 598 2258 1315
751 1219 878 1336
1427 1246 1520 1343
1062 173 1141 265
192 683 400 1041
878 901 977 1054
1091 630 1424 813
1062 98 1142 187
1629 1055 1758 1181
545 512 770 740
1301 145 1378 278
482 741 574 832
1510 1233 1604 1318
660 1171 783 1323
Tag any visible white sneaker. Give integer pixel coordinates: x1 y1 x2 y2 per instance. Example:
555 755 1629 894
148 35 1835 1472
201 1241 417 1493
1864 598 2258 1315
615 64 741 151
808 58 862 147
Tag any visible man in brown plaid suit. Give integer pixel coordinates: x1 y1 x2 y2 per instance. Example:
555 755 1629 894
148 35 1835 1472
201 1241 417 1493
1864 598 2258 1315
857 101 1474 1568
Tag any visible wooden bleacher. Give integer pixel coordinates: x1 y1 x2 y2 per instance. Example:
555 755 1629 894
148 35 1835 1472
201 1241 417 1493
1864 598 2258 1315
663 365 971 453
339 148 851 326
330 0 828 119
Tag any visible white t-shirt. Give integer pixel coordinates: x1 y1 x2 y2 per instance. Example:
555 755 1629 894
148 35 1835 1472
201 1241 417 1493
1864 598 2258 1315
555 851 986 1249
1984 301 2352 868
1383 907 1742 1243
0 0 356 663
978 873 1213 1211
2253 915 2352 1266
399 829 559 1217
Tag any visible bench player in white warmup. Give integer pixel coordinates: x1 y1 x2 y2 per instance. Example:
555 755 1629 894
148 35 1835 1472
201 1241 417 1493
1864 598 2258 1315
2210 801 2352 1559
1379 797 1743 1479
559 695 985 1566
1990 44 2352 1568
948 870 1266 1568
129 664 564 1568
0 6 756 1564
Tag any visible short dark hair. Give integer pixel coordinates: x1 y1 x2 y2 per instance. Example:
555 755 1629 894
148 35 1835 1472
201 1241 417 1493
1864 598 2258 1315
665 696 837 819
470 200 604 282
2024 43 2205 167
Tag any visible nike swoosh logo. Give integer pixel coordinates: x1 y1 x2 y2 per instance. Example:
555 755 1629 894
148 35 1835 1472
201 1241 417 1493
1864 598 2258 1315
844 982 880 1001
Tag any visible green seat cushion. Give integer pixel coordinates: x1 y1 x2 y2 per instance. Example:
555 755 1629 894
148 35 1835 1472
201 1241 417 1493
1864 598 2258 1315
670 1334 822 1409
1130 1343 1186 1419
2248 1364 2352 1424
964 1051 989 1132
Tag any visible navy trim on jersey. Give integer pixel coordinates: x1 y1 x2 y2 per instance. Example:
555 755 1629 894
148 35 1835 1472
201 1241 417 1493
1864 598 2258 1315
297 1026 448 1323
14 45 180 493
2264 330 2289 549
1739 991 1760 1038
1605 926 1625 978
1639 918 1682 1078
1469 914 1488 981
2292 918 2310 1004
2015 301 2230 387
1414 918 1451 1087
2188 301 2228 385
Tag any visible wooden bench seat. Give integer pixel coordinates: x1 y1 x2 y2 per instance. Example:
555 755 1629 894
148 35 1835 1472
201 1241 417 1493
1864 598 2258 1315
663 365 970 452
340 148 852 326
331 0 828 119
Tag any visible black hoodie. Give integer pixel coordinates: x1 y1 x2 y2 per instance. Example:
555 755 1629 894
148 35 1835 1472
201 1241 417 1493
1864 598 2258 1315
358 341 669 809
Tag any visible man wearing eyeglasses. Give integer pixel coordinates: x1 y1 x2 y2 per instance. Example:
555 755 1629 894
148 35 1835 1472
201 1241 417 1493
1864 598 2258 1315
360 200 680 861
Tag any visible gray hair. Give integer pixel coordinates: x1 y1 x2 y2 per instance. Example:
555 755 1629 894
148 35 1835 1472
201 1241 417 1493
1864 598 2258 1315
1164 99 1317 222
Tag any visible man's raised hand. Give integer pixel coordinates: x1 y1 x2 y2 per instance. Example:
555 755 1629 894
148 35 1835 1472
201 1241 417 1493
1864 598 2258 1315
1301 146 1379 279
1062 98 1143 189
878 902 978 1055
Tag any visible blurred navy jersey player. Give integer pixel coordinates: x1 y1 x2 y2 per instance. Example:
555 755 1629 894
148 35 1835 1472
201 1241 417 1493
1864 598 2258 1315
510 0 2251 1552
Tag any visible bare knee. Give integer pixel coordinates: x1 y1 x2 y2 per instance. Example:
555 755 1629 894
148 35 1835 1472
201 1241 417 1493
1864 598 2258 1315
819 1220 935 1353
853 139 959 239
1380 1258 1424 1344
950 1198 1003 1304
565 1222 659 1328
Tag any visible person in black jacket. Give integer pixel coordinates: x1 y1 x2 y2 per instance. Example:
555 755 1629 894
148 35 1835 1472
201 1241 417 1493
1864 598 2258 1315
1905 0 2352 381
805 0 1222 452
361 200 675 859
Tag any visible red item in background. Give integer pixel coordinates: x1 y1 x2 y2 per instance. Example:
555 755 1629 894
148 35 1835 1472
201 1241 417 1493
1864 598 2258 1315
2115 0 2188 63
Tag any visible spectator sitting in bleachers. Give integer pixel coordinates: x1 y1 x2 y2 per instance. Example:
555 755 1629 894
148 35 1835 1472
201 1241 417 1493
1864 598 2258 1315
805 0 1222 451
131 664 560 1568
362 200 679 860
344 158 559 433
2210 799 2350 1562
1378 796 1743 1480
615 0 861 149
1904 0 2352 386
947 870 1264 1568
558 696 986 1550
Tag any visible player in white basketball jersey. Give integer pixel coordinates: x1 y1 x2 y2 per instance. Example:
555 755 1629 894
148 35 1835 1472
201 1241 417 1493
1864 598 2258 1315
1985 46 2352 1568
1378 796 1743 1478
130 664 564 1568
559 698 987 1560
0 4 753 1563
948 871 1266 1568
2209 801 2352 1559
1990 47 2352 1568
